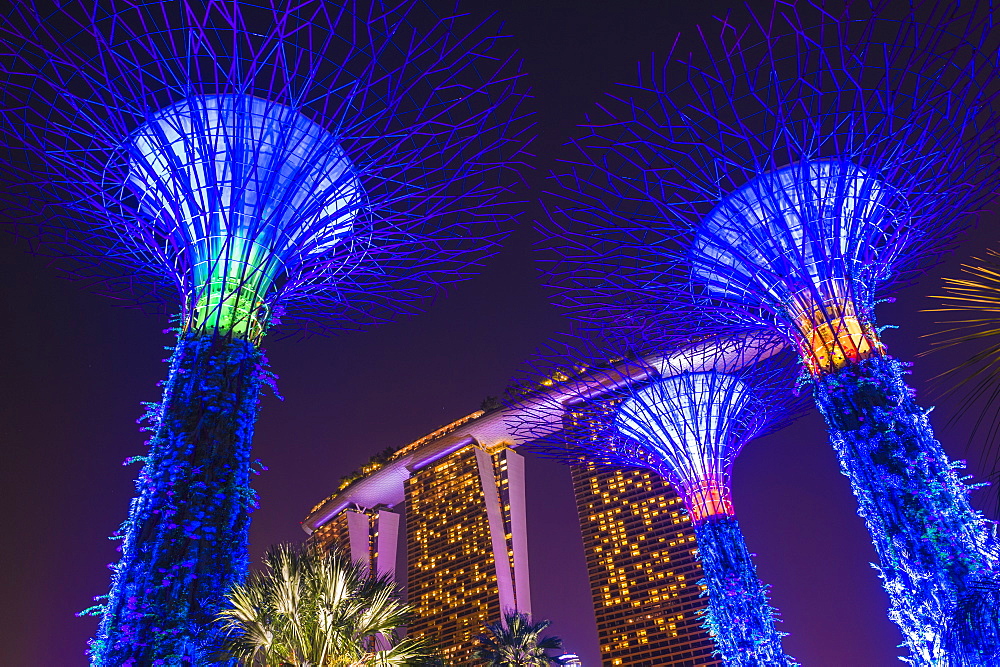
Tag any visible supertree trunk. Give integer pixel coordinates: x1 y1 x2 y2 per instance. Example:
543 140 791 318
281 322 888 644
92 332 265 665
694 516 791 667
813 354 1000 664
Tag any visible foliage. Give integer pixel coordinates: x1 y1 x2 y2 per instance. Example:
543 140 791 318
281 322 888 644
695 517 792 666
338 447 400 491
218 544 426 666
480 396 503 412
407 651 451 667
472 611 566 666
85 332 266 665
813 355 1000 663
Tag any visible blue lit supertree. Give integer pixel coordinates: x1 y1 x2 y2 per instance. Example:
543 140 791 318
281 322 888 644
510 332 800 666
0 0 528 663
539 1 1000 662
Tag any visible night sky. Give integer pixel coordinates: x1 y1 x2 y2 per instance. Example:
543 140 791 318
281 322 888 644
2 1 998 665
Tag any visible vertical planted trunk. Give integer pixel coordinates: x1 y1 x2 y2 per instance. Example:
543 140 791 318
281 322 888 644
92 332 265 665
694 515 790 666
813 354 1000 664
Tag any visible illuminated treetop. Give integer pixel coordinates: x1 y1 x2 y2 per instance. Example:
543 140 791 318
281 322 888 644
510 332 801 523
0 0 529 338
541 0 1000 367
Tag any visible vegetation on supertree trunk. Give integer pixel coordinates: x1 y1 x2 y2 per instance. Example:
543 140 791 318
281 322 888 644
813 354 1000 663
84 332 268 663
695 516 790 666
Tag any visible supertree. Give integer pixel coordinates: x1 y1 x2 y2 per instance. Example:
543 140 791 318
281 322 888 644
509 332 800 666
0 0 528 663
539 1 1000 663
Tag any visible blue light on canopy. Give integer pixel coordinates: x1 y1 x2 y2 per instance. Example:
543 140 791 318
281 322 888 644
124 94 363 338
690 160 908 373
615 372 765 523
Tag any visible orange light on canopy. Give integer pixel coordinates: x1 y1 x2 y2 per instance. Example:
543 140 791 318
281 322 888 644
787 283 883 376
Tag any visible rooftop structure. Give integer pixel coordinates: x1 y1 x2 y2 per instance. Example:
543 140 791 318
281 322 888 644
305 408 530 664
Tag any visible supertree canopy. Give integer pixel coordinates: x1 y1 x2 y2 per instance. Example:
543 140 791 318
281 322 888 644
690 159 898 376
0 0 528 663
510 332 800 665
124 93 363 340
539 0 1000 662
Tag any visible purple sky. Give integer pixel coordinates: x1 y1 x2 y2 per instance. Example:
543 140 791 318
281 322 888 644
1 1 998 664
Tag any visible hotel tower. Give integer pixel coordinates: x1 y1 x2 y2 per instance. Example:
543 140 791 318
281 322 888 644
304 400 720 665
304 408 530 665
573 465 721 666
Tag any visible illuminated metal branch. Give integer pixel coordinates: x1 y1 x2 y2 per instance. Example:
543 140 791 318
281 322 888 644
0 1 529 663
122 94 363 340
690 161 897 376
540 1 1000 662
509 333 800 665
1 0 528 334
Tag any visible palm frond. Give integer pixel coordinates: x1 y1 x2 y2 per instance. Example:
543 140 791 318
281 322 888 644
472 611 566 666
217 543 427 666
923 247 1000 515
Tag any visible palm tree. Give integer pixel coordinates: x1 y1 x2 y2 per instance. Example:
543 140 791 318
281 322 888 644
473 611 567 666
217 544 426 666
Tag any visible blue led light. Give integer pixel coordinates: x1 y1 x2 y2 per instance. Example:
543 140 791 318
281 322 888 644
125 94 363 338
616 372 761 522
696 516 790 666
90 334 264 664
691 160 901 326
814 355 1000 662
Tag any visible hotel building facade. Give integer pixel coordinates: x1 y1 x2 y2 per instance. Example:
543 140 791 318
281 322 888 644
573 465 721 666
304 408 530 665
304 392 721 665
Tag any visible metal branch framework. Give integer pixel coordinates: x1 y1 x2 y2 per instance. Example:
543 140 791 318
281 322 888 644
543 0 1000 346
0 0 529 335
0 0 529 663
539 1 1000 663
508 333 801 665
